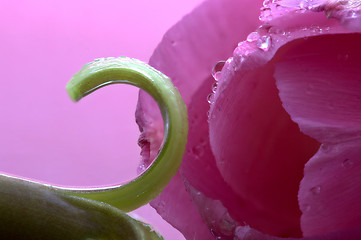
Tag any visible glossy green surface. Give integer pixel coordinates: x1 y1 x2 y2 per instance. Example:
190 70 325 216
0 57 187 239
62 57 188 212
0 174 164 240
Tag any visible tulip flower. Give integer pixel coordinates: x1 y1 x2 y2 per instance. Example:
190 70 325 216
3 0 361 239
135 0 361 239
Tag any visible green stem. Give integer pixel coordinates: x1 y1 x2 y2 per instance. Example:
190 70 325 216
58 57 188 212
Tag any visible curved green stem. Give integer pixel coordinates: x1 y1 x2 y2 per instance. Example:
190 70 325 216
56 57 188 212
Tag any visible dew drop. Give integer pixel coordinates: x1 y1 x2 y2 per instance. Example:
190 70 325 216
257 35 272 52
321 144 331 152
207 93 214 104
247 32 261 42
310 26 323 34
233 55 245 70
259 8 273 22
212 82 218 93
299 0 310 10
342 158 354 168
192 145 204 157
238 40 246 47
138 164 146 173
310 186 321 195
258 24 272 33
212 61 225 81
346 10 359 19
263 0 271 7
226 57 233 64
269 27 286 35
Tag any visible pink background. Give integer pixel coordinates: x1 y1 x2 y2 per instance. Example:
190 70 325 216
0 0 204 239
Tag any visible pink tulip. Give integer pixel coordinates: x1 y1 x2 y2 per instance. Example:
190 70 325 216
136 0 361 239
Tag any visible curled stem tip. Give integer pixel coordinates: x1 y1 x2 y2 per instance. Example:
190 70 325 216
60 57 188 212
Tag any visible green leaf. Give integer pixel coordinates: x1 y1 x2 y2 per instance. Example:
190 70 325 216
0 174 164 240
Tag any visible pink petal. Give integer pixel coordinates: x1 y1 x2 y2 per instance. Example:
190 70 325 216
209 2 361 238
233 225 361 240
299 140 361 236
150 172 214 239
271 20 361 236
138 0 361 238
274 34 361 143
209 37 320 237
136 0 264 237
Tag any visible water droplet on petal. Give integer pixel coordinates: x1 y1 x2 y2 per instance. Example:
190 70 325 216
192 145 204 157
247 32 261 42
310 186 321 195
347 10 358 19
342 158 354 168
238 41 245 47
212 82 218 93
259 8 273 22
138 164 146 173
263 0 271 7
207 93 214 104
226 57 233 64
269 27 286 35
310 26 323 34
321 144 331 152
257 35 272 51
258 24 272 33
212 61 225 81
299 0 310 10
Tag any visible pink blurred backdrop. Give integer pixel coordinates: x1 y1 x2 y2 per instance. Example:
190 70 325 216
0 0 204 238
